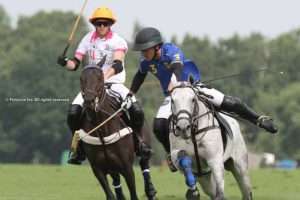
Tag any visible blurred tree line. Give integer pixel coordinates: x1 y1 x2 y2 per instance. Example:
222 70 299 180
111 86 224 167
0 6 299 164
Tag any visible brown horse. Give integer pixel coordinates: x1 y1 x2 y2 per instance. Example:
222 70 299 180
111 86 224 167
79 63 156 200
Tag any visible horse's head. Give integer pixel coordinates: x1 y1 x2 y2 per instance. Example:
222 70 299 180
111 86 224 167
170 83 197 139
80 57 106 112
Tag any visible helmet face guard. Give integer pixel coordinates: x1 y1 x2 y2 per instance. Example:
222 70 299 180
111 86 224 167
133 27 163 51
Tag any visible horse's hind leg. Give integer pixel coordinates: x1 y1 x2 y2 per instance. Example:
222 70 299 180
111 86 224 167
139 156 157 199
91 166 116 200
122 165 139 200
111 173 126 200
225 158 253 200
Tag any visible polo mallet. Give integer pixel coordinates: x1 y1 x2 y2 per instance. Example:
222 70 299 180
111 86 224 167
61 0 89 57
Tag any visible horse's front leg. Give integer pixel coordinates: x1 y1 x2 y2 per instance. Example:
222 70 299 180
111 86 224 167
139 156 157 199
172 150 200 200
207 158 225 200
90 165 116 200
136 124 157 199
203 133 225 200
111 173 126 200
121 164 139 200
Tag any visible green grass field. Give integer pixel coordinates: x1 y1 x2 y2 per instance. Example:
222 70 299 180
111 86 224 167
0 164 299 200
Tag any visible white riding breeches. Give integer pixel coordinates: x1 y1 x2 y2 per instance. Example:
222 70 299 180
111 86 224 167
72 83 136 106
196 84 225 107
155 85 225 119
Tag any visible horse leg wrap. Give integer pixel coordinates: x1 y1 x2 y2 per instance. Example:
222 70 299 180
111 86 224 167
141 169 157 198
178 151 196 188
113 184 125 200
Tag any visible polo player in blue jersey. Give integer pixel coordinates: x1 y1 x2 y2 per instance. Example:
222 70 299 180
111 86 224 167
126 27 277 164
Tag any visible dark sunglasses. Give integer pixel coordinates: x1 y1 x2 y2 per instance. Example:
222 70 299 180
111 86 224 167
93 21 112 27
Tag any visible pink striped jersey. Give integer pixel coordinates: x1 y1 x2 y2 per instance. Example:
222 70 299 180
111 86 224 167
75 30 128 83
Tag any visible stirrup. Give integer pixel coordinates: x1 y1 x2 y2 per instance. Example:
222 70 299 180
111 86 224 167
257 115 278 134
67 152 83 165
257 115 271 126
67 152 85 165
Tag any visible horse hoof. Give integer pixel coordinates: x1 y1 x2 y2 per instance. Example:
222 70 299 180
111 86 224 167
185 188 200 200
145 182 157 199
146 188 157 199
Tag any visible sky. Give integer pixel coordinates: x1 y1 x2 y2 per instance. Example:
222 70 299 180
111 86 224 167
0 0 300 42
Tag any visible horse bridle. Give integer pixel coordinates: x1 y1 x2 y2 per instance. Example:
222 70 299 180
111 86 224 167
171 85 197 137
171 102 197 137
171 84 218 138
81 66 107 113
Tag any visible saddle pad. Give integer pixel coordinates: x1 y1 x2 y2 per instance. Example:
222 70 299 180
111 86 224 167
214 112 234 150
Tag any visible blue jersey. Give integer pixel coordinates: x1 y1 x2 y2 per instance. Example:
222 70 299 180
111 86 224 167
139 43 201 96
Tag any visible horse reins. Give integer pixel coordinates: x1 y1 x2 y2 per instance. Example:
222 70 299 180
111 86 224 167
82 106 125 139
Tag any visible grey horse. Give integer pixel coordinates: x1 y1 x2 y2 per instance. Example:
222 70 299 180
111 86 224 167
169 83 252 200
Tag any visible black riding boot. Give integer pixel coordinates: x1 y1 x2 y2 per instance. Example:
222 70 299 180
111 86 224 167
221 96 278 134
153 118 177 172
153 118 170 153
128 102 152 157
67 104 86 165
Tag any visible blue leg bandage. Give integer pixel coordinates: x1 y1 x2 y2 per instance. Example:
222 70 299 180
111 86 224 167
179 155 196 188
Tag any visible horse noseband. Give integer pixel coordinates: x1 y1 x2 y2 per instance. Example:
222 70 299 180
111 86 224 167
172 109 192 137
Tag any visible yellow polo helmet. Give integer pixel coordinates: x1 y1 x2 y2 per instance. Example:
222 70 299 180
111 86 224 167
89 7 117 24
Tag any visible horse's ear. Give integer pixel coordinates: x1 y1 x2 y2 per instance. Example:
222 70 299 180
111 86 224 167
97 55 107 68
188 74 194 85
